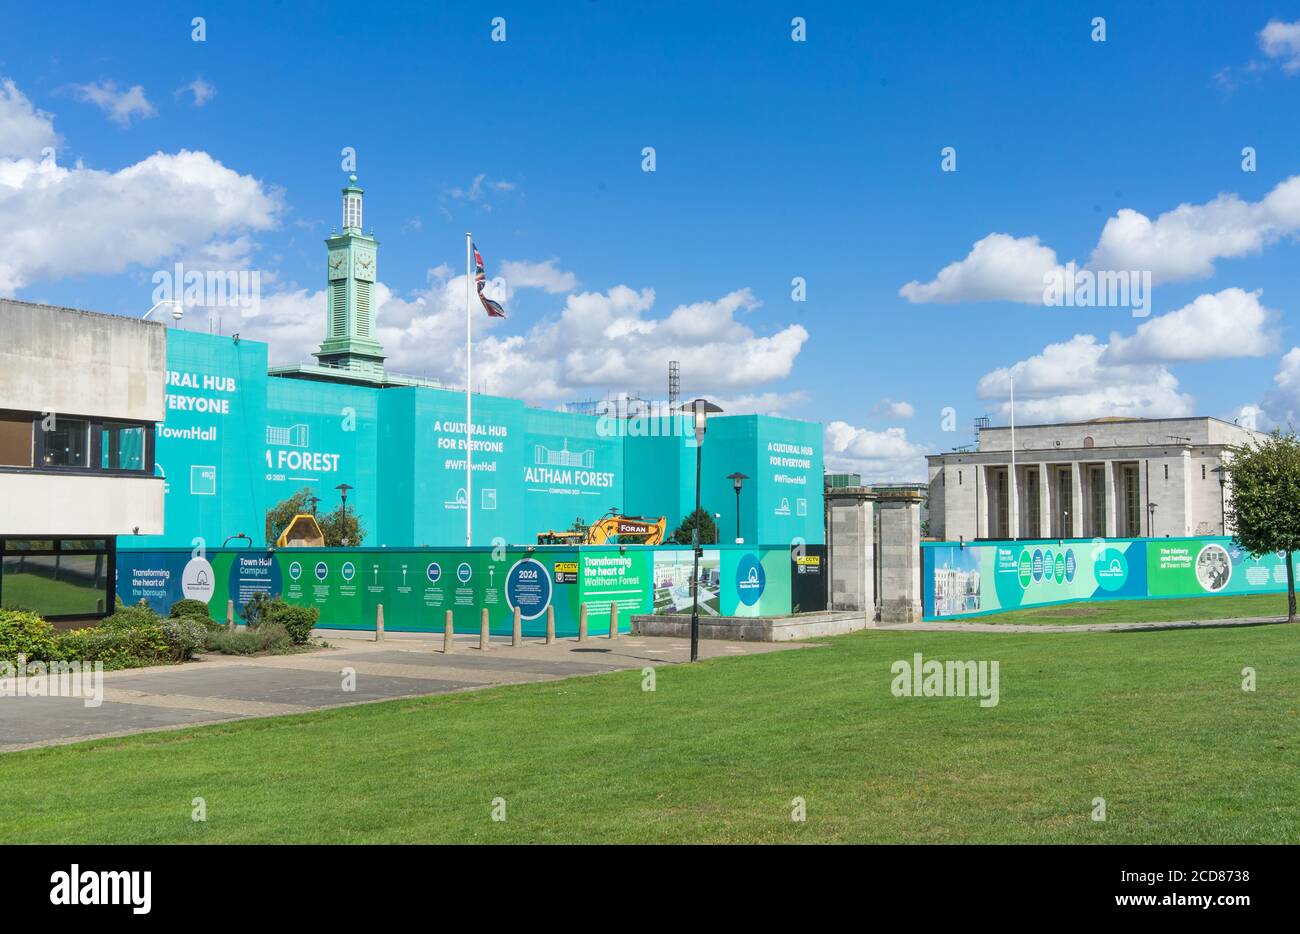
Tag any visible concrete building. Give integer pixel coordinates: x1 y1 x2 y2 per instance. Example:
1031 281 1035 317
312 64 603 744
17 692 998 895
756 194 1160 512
926 416 1266 542
1 300 166 618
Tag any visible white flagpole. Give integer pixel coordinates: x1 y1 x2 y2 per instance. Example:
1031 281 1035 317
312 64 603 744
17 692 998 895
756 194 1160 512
465 232 473 547
1009 375 1017 541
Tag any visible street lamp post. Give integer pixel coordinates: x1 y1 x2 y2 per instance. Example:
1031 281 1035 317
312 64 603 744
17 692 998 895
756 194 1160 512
677 398 723 662
335 483 353 547
1148 501 1158 537
726 472 749 544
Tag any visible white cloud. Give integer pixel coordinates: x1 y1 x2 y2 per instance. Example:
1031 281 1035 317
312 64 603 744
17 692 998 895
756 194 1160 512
872 398 915 419
902 175 1300 303
0 79 58 158
1104 288 1278 364
238 276 808 404
899 233 1061 304
1261 348 1300 427
977 334 1193 423
70 80 156 126
1089 176 1300 283
177 76 216 107
500 258 576 294
823 421 927 482
0 81 281 296
1260 19 1300 73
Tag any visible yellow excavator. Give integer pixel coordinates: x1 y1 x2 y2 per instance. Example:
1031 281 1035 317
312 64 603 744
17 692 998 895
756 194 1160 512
537 510 667 546
275 513 325 548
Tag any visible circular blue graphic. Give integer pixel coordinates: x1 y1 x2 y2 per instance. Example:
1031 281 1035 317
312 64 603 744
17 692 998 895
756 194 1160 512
456 562 473 584
1032 549 1044 582
426 562 442 584
1064 549 1076 582
341 561 355 582
505 558 552 620
314 561 328 581
289 561 302 581
735 553 767 607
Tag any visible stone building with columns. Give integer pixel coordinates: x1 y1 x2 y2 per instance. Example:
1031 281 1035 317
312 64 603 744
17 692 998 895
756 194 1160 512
926 416 1266 542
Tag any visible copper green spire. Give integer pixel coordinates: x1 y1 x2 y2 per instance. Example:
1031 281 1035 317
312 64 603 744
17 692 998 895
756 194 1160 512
313 176 385 377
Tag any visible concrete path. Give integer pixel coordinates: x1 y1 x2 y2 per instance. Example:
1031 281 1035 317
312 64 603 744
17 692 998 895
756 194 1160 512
874 615 1290 634
0 631 799 753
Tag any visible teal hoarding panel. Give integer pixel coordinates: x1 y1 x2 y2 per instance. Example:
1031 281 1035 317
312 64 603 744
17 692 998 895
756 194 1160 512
141 330 269 548
133 331 824 551
523 409 624 537
922 536 1295 620
265 378 380 543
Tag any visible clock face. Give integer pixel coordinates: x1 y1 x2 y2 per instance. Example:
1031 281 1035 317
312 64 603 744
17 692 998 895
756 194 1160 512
327 251 347 281
354 250 376 281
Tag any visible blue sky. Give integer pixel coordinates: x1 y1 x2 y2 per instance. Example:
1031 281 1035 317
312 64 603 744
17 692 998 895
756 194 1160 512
3 1 1300 480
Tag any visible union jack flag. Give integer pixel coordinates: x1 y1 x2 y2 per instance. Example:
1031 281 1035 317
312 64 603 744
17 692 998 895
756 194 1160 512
472 242 507 318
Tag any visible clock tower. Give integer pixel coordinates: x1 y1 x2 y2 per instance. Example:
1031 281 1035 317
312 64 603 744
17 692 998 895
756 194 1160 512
313 175 386 377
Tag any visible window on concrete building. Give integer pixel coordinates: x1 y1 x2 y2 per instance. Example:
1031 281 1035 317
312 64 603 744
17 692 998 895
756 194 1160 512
1121 464 1141 537
1083 436 1094 448
1056 469 1073 538
100 422 146 471
40 418 89 467
958 469 962 485
1202 464 1207 480
1164 464 1169 480
0 538 113 619
995 469 1009 539
1089 466 1107 537
1026 469 1040 536
0 417 33 467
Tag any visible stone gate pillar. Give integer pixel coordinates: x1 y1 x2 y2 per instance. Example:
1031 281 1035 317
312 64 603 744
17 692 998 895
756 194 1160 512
878 492 922 623
825 487 876 615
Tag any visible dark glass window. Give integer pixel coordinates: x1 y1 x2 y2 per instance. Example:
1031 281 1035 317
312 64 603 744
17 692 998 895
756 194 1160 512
41 418 89 467
0 538 114 619
0 417 33 467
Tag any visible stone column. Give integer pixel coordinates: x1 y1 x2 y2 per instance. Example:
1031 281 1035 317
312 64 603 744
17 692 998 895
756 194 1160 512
878 493 922 623
1103 460 1118 538
825 488 876 614
1070 462 1084 539
1038 463 1051 538
975 465 989 539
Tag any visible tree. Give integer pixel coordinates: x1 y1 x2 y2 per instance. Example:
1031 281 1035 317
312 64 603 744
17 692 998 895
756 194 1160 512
318 503 365 547
1224 429 1300 622
265 487 315 544
670 508 719 546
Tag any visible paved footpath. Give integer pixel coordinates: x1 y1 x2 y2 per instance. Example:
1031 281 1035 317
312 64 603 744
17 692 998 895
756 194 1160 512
0 631 800 753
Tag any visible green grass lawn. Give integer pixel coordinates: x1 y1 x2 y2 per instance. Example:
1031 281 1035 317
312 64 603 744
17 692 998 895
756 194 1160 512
1 624 1297 843
965 592 1291 626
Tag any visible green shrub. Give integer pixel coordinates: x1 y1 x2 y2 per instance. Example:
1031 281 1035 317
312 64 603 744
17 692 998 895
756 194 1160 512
0 609 56 662
263 601 319 644
241 591 273 628
205 622 292 656
160 618 208 661
53 625 171 669
168 598 212 621
101 604 163 631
